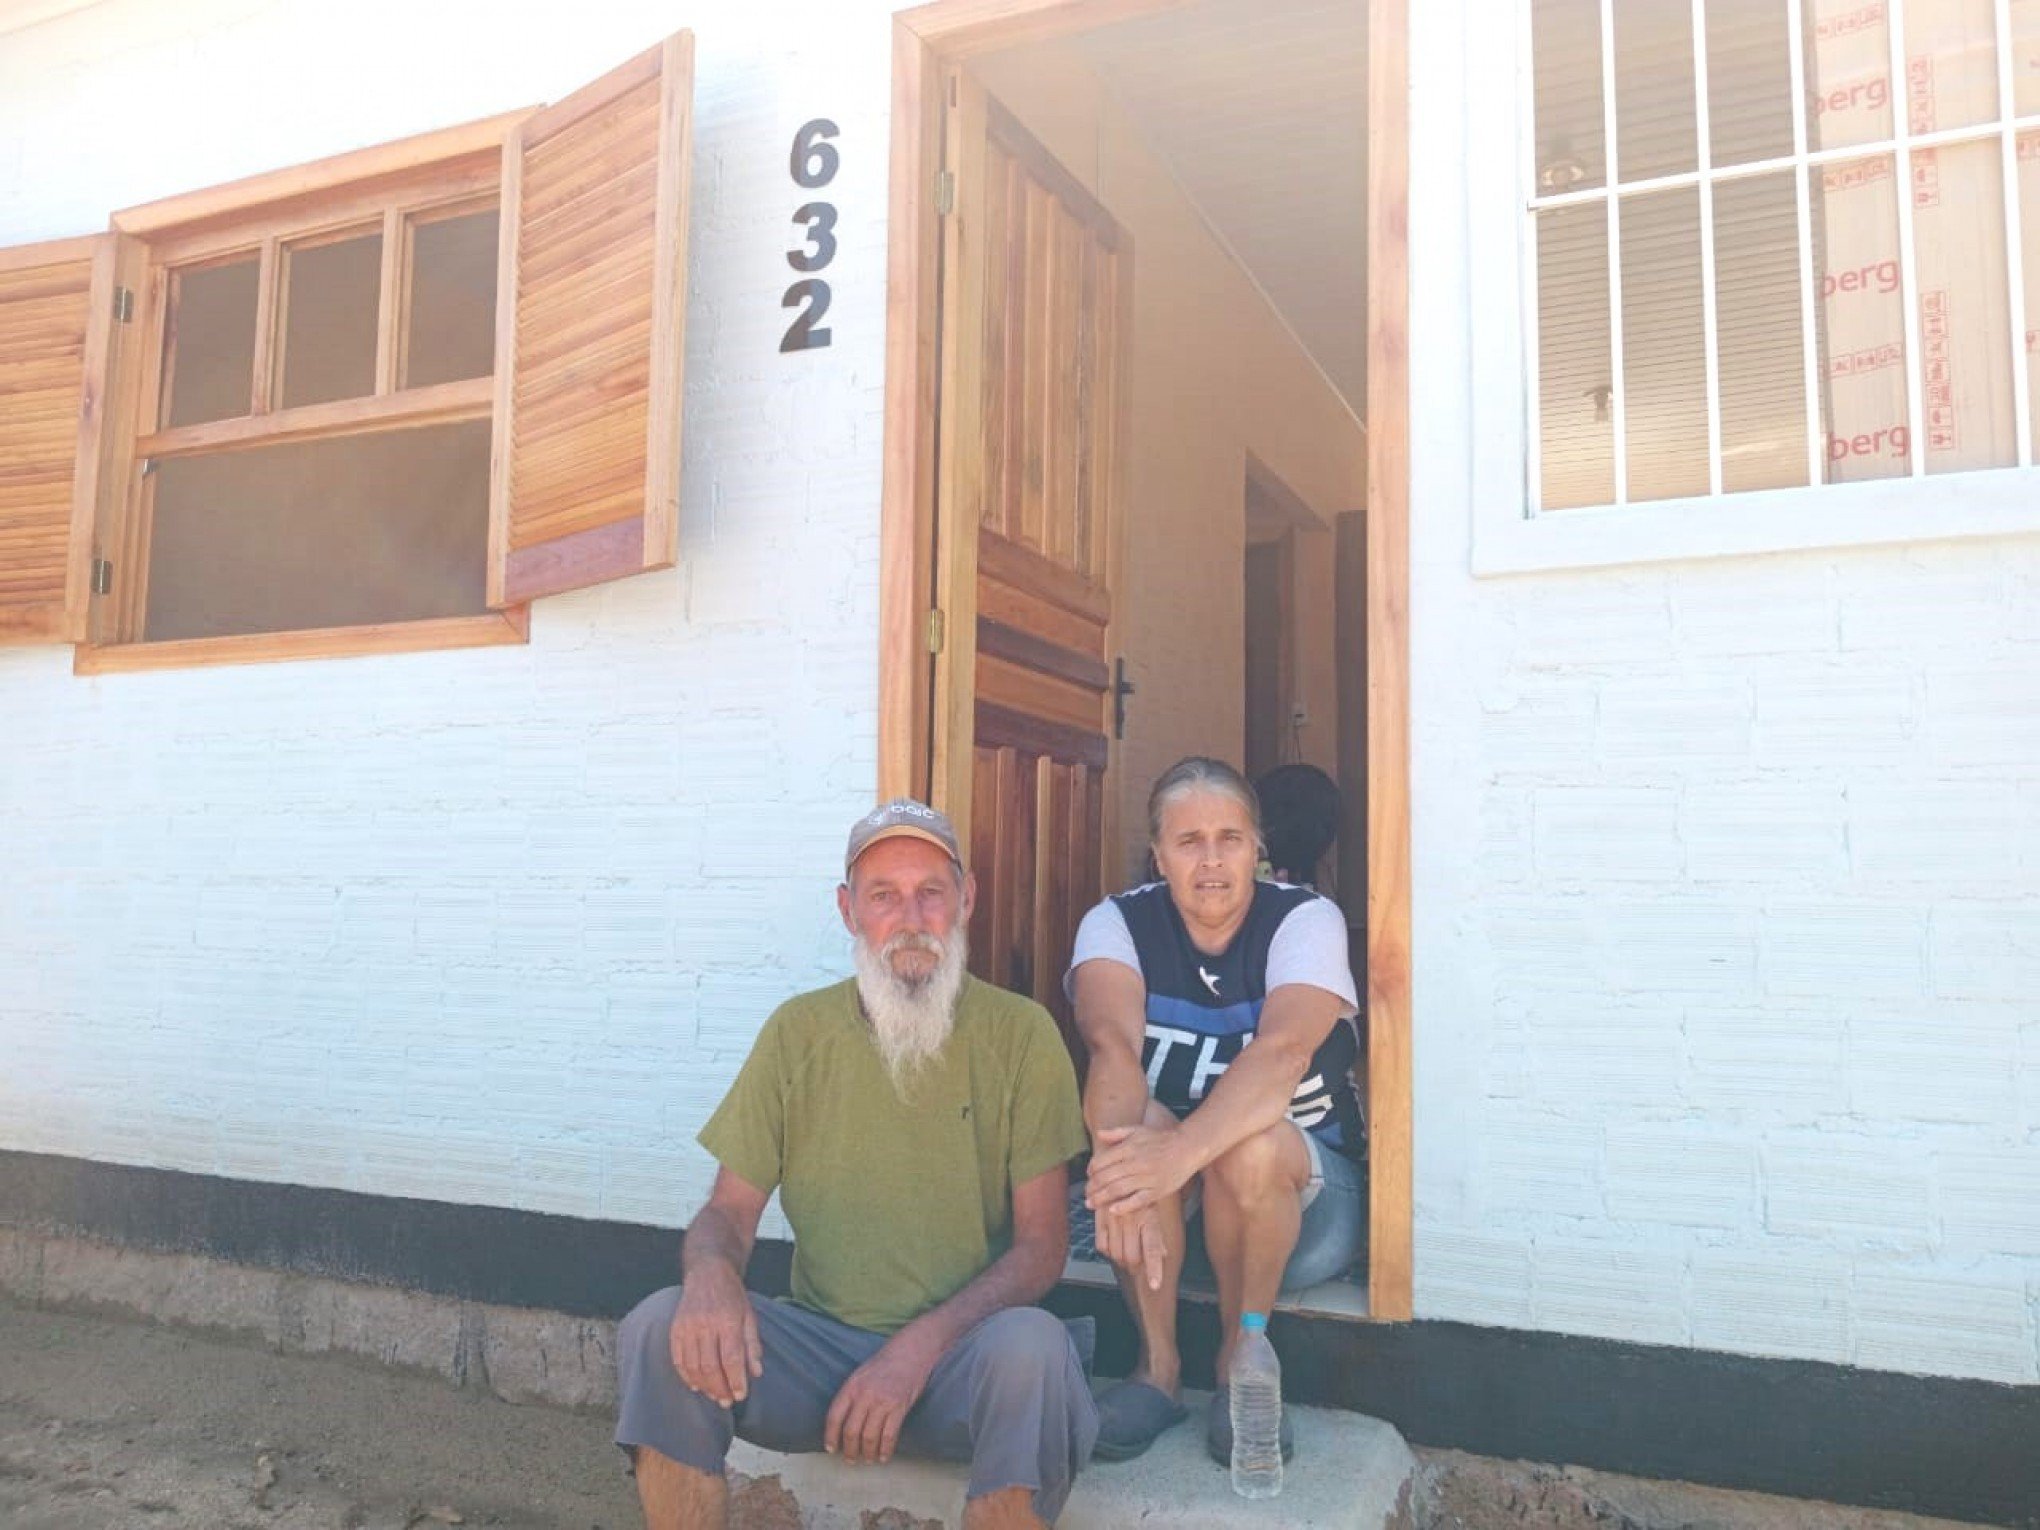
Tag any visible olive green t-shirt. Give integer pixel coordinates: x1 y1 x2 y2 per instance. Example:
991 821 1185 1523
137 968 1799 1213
698 975 1087 1336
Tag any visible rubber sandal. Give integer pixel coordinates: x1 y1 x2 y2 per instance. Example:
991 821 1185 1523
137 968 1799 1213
1205 1386 1295 1466
1092 1379 1189 1462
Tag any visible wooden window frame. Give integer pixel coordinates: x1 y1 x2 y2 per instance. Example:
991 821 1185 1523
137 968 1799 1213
879 0 1415 1321
79 114 535 673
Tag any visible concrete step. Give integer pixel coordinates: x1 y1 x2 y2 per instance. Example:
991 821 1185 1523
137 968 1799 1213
727 1386 1417 1529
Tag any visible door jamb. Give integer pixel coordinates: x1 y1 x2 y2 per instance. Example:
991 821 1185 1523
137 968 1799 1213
877 0 1414 1323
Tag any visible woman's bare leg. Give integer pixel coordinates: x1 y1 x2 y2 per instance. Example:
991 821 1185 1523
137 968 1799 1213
1196 1120 1310 1382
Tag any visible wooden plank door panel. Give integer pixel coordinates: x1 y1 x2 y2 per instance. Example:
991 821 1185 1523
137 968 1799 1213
938 73 1123 1040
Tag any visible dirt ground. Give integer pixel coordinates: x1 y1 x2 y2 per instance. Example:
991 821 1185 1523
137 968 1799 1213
0 1299 636 1530
1410 1452 1989 1530
0 1299 1992 1530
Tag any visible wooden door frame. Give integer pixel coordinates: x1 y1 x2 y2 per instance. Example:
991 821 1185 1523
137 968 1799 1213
878 0 1414 1323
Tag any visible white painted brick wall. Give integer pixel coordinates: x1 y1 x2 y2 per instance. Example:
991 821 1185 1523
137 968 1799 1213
3 0 2035 1393
1938 1144 2040 1258
0 0 907 1252
1851 1266 2039 1385
1759 903 1930 1000
1411 0 2039 1386
1418 1228 1534 1328
1601 1122 1753 1231
1683 1005 1848 1116
1531 786 1684 882
1761 1132 1938 1250
1689 1245 1849 1360
1529 1239 1688 1349
1847 1006 2024 1125
1930 904 2040 1000
1681 781 1848 885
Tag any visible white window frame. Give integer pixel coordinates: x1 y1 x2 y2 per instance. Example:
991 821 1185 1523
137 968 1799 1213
1469 0 2040 576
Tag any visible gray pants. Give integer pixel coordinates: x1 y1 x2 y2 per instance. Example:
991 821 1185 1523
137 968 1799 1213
616 1287 1098 1523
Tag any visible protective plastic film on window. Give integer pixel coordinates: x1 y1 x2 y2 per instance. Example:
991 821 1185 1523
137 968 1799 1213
1621 186 1709 500
1714 171 1810 491
1528 0 2040 511
1533 0 1609 193
1537 203 1615 508
1814 153 1910 481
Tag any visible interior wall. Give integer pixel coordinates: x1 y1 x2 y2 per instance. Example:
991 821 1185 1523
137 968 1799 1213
970 43 1366 886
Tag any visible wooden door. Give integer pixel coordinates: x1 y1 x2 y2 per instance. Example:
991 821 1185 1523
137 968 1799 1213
930 73 1125 1048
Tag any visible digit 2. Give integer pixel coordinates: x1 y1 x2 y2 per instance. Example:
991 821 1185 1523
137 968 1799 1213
781 278 832 353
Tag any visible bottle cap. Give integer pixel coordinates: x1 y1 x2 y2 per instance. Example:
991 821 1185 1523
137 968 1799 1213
1240 1312 1268 1333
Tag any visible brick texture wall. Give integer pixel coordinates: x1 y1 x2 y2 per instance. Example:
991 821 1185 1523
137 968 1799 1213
1410 3 2039 1385
0 0 908 1243
1412 549 2040 1383
1 0 2032 1391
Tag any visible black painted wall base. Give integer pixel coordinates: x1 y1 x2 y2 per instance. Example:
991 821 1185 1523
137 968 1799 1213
0 1150 2031 1527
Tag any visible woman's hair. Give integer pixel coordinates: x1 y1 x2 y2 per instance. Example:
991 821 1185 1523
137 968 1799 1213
1146 755 1262 845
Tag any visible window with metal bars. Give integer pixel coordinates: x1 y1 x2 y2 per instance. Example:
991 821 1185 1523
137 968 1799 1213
1526 0 2040 512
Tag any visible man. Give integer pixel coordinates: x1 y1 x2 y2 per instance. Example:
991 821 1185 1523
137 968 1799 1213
615 800 1098 1529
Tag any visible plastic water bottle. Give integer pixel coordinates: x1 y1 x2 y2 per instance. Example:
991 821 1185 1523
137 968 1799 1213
1229 1311 1283 1499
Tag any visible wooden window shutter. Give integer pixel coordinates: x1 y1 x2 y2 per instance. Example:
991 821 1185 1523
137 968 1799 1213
0 234 123 644
489 30 693 607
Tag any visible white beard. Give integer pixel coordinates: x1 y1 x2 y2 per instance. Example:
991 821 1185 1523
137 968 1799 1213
852 927 968 1094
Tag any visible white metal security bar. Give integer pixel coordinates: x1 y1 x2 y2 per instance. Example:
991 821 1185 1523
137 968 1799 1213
1524 0 2040 512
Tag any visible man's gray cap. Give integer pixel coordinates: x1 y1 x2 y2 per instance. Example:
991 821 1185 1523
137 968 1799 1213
844 799 964 875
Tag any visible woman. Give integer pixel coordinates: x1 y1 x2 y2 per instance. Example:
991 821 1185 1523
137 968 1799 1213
1069 756 1365 1465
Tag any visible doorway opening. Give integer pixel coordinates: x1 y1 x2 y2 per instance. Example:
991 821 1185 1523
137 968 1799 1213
882 0 1410 1323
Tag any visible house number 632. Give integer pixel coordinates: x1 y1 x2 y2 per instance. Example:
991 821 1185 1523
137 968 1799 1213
782 119 839 352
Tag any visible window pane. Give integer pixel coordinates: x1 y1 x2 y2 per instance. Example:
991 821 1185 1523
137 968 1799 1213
163 256 257 428
1621 186 1709 501
1709 0 1796 169
1914 138 2015 473
1813 154 1909 481
1805 0 1893 151
1538 203 1616 509
407 208 499 388
1903 0 1999 134
1614 1 1697 181
1533 0 1608 194
1715 173 1810 491
144 421 490 642
280 229 381 409
2012 0 2040 116
2022 131 2040 453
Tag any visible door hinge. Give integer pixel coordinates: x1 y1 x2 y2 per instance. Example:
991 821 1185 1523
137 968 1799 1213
934 170 955 217
113 286 134 323
140 457 157 477
925 608 946 654
91 557 113 596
